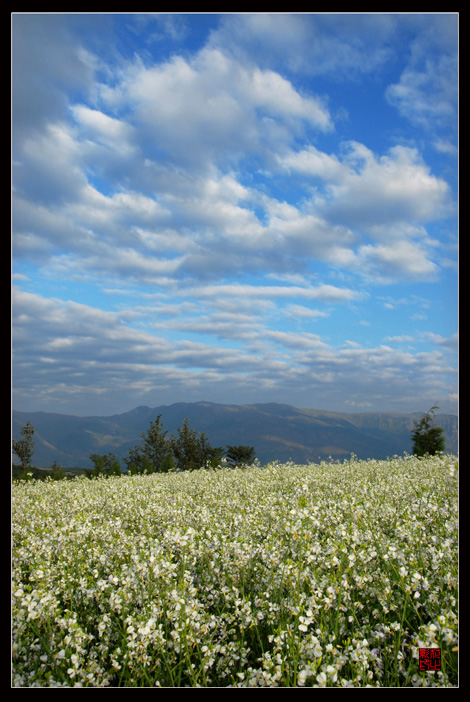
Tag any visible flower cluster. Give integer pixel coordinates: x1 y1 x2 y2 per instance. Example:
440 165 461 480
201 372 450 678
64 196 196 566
12 454 458 687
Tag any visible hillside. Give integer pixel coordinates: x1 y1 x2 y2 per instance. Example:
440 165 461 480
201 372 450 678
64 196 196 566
12 402 458 469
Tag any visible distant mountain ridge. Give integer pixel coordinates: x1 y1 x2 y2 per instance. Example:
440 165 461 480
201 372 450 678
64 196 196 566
12 402 458 469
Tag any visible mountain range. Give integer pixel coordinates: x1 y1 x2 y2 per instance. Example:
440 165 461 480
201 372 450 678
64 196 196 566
12 402 458 469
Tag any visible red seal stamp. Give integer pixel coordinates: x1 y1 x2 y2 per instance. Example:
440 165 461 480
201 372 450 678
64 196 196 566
419 648 441 671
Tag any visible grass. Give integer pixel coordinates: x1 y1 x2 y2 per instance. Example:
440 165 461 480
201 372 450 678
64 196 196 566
12 454 458 687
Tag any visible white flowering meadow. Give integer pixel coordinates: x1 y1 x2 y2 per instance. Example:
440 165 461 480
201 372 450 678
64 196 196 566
12 454 458 687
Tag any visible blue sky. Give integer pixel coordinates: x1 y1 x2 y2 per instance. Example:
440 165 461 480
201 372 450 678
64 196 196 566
12 13 458 416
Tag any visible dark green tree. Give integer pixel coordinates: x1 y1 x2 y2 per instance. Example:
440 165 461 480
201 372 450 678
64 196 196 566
198 430 217 470
88 453 108 477
207 446 226 469
12 421 35 475
124 414 175 473
107 453 122 476
141 415 171 469
50 461 66 481
225 445 256 468
123 446 146 475
411 405 446 456
171 418 214 471
124 415 255 473
123 449 155 475
88 452 122 477
159 452 177 473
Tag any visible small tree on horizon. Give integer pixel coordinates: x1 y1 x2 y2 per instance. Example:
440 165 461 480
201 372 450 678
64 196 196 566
12 422 35 475
124 414 176 473
124 415 257 473
207 445 226 469
225 445 256 469
171 418 214 471
88 452 122 477
411 405 446 457
50 461 66 481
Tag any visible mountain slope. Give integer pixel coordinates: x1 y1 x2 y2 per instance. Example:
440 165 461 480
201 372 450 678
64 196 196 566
12 402 458 469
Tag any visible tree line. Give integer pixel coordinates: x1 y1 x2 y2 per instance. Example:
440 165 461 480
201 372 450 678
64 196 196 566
12 415 257 480
12 406 447 481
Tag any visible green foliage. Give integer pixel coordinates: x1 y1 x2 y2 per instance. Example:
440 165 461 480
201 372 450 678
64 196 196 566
170 418 214 471
12 415 258 480
125 452 154 475
411 405 446 457
226 444 256 468
12 466 38 481
87 452 122 478
141 414 171 469
122 416 258 473
123 414 175 474
207 446 226 469
124 415 227 473
159 452 177 473
50 461 66 481
12 422 35 474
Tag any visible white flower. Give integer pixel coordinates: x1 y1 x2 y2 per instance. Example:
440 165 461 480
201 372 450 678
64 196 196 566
327 665 338 682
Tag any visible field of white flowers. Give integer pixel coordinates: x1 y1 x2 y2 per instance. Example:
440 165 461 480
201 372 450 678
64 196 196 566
12 454 458 687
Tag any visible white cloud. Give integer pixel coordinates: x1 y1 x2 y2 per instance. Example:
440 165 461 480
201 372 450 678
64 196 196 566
71 105 135 146
284 304 329 320
12 287 457 415
356 239 439 281
281 142 452 228
184 282 363 304
209 13 397 78
385 15 458 131
423 332 458 353
277 144 344 180
13 22 454 287
98 47 332 169
11 14 458 416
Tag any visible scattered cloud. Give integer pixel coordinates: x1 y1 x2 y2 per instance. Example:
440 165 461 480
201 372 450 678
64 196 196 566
12 13 458 416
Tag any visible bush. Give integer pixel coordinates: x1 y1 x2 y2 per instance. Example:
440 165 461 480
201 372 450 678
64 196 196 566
411 406 445 456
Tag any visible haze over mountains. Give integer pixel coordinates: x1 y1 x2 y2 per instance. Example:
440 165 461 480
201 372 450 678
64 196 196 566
12 402 458 469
